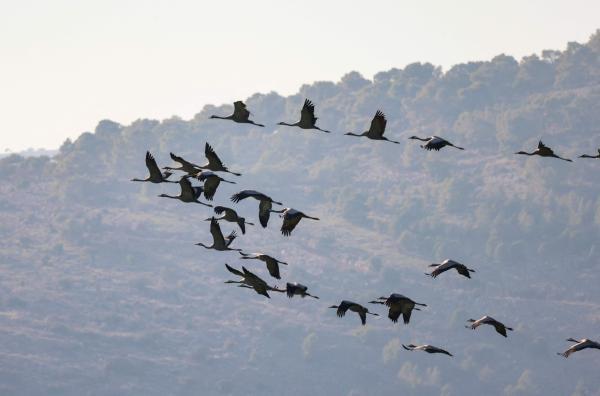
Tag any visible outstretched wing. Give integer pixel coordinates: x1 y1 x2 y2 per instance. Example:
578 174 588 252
170 152 200 169
281 212 302 236
233 101 250 121
202 177 220 201
336 301 352 318
299 99 317 126
358 311 367 325
210 218 226 247
146 152 163 180
401 305 413 324
537 140 547 150
179 176 196 200
456 265 472 278
258 200 273 228
430 263 451 278
493 322 508 337
205 143 225 169
368 110 387 138
226 230 237 246
430 346 453 356
214 206 228 215
225 263 244 277
231 190 253 203
265 258 281 279
388 305 402 323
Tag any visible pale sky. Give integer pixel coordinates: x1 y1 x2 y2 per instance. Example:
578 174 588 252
1 0 598 151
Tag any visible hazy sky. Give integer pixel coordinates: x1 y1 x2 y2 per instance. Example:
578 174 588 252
1 0 598 151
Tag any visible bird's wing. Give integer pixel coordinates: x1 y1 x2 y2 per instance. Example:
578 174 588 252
401 305 413 324
214 206 227 215
337 301 351 317
202 177 219 201
388 305 402 323
537 140 547 150
233 101 250 120
430 346 452 356
265 258 281 279
205 143 225 169
430 263 451 277
299 99 317 126
226 230 237 246
368 110 387 138
493 322 508 337
146 152 163 180
258 200 273 228
425 136 447 151
281 212 303 236
170 152 200 169
225 263 244 277
231 190 253 203
456 265 472 278
179 176 195 199
358 311 367 325
286 284 295 298
210 218 226 246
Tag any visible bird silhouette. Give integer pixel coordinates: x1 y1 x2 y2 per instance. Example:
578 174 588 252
409 135 464 151
131 151 176 183
426 259 476 279
230 190 282 228
329 301 379 325
369 294 426 324
345 110 399 144
158 177 212 207
210 101 265 127
278 99 331 133
195 218 242 252
515 140 572 162
466 316 513 337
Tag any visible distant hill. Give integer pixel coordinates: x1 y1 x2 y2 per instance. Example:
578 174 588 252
0 31 599 396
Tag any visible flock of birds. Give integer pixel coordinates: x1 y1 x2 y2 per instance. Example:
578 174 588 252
131 98 600 359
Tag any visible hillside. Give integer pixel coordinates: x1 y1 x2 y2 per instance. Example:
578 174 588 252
0 32 599 395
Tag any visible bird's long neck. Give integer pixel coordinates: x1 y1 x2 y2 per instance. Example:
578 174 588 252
304 215 320 220
131 178 147 182
210 115 231 120
412 136 429 142
159 194 178 199
279 122 297 127
345 132 364 137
